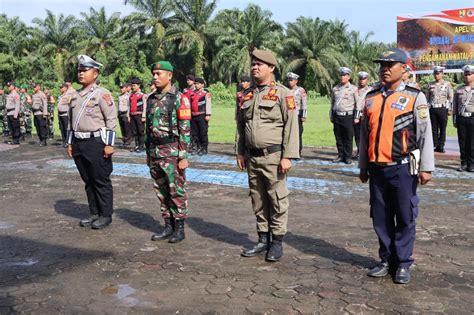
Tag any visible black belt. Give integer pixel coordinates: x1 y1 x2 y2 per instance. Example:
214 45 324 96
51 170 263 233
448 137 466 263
248 144 282 157
119 111 128 115
152 136 178 145
6 108 15 112
58 111 68 115
334 111 353 116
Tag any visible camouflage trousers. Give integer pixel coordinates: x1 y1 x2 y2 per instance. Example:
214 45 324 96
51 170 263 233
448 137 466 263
0 114 9 134
47 115 54 138
19 114 32 135
149 156 188 219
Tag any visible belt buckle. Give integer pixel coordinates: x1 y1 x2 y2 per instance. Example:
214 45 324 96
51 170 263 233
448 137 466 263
262 148 268 156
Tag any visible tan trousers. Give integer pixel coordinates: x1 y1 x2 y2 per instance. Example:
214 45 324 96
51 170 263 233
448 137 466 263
247 152 290 235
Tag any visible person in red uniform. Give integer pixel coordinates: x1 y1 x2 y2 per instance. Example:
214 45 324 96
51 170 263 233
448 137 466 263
129 78 148 152
190 77 211 155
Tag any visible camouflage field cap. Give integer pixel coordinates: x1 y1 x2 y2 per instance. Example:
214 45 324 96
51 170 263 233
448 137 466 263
151 61 173 72
251 49 277 66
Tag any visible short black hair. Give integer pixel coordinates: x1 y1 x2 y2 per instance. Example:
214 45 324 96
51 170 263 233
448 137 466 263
130 78 142 85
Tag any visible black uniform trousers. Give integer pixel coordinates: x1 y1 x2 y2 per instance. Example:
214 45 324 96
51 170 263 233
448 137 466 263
118 113 132 145
353 122 361 154
130 114 144 147
369 163 418 268
33 115 48 141
58 115 68 142
298 116 304 154
191 114 208 148
430 107 448 149
333 114 354 160
7 115 20 142
73 137 113 218
457 116 474 167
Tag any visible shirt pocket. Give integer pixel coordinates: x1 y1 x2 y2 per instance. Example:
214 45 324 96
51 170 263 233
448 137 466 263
241 100 253 121
259 100 280 121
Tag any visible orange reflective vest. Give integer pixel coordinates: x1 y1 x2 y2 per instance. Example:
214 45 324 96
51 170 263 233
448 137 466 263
364 87 420 163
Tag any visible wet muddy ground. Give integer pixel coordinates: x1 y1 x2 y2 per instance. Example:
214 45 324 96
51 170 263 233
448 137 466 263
0 138 473 314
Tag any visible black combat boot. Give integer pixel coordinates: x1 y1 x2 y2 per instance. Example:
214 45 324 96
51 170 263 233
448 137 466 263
266 234 284 262
202 144 208 155
169 219 185 243
241 232 270 257
151 218 175 241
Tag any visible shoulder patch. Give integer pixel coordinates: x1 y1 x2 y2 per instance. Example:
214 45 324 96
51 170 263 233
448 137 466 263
285 96 296 110
416 104 429 119
243 91 254 102
102 93 114 106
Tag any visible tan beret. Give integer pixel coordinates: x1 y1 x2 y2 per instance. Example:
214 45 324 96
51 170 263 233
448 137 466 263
251 49 277 66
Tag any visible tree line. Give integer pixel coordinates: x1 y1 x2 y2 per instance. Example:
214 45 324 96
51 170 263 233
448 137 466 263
0 0 391 96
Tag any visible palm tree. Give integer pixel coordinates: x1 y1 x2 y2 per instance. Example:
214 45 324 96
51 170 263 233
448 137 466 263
78 7 122 53
210 5 282 84
345 31 381 79
32 10 77 80
123 0 173 61
165 0 217 77
283 17 345 95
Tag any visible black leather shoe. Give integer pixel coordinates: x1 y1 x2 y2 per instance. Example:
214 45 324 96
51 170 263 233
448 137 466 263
351 154 359 160
241 232 270 257
332 157 344 163
151 218 175 241
367 261 389 277
394 267 411 284
266 234 284 262
168 219 185 243
91 216 112 229
438 146 445 153
466 166 474 172
343 159 352 165
79 215 99 227
457 164 467 172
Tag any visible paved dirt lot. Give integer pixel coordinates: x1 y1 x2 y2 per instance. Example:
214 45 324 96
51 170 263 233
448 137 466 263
0 139 473 314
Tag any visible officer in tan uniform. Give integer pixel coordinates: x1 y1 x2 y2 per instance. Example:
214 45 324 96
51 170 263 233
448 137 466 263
426 66 453 153
236 49 300 262
453 65 474 172
330 67 358 164
118 83 132 147
5 82 21 145
354 71 372 159
31 83 49 146
67 55 117 229
286 72 307 156
57 83 71 147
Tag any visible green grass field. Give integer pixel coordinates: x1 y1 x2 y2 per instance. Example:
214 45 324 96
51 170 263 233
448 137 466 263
45 97 457 147
208 98 457 147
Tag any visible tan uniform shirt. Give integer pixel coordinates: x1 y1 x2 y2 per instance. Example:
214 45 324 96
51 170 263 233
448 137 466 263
330 83 358 119
453 85 474 121
292 86 307 118
6 90 20 117
236 82 300 159
118 92 130 116
356 85 372 119
426 80 454 110
32 91 48 116
68 83 117 133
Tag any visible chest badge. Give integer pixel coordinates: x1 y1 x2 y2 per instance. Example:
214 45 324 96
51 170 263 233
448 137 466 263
262 88 279 101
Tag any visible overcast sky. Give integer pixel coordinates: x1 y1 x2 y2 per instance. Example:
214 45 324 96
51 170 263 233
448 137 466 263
0 0 472 43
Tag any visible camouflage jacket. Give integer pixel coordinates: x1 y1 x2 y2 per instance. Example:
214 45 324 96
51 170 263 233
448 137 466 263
145 86 191 159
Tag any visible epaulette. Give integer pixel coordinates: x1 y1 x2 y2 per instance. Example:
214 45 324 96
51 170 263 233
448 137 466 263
405 85 421 94
366 86 383 97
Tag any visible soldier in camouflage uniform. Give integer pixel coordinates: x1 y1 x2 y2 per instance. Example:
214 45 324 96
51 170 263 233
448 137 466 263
146 61 191 244
0 87 9 136
19 84 33 139
44 89 55 140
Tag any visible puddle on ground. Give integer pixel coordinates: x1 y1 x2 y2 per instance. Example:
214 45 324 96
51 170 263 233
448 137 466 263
101 284 153 307
0 221 14 229
0 258 39 267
